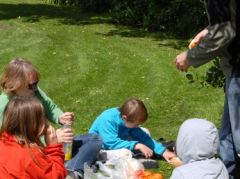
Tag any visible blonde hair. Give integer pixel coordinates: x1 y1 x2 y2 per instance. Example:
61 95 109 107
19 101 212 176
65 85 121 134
0 96 48 147
1 57 40 95
119 98 148 123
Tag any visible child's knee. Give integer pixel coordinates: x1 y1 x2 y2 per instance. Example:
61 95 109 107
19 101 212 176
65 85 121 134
90 134 103 146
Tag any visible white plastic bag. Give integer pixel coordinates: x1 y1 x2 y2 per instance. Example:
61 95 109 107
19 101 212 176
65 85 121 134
97 148 133 161
84 153 144 179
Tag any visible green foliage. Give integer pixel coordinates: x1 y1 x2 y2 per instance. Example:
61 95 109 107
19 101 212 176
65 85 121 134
205 59 225 88
110 0 207 37
43 0 66 5
110 0 148 27
43 0 112 12
43 0 207 37
186 59 225 88
79 0 112 12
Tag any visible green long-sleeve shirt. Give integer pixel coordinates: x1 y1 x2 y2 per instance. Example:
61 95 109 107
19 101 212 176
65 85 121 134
0 87 63 125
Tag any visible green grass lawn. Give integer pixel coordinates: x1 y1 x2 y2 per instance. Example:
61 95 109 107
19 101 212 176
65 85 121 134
0 0 224 178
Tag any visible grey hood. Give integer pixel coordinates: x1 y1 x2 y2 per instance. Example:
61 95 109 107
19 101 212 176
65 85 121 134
171 118 228 179
176 118 219 164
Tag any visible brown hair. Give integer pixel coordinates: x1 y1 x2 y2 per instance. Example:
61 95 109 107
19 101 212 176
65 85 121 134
0 57 40 95
0 96 48 147
119 98 148 123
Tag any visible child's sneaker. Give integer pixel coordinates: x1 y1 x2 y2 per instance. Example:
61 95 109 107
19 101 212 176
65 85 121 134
132 151 146 159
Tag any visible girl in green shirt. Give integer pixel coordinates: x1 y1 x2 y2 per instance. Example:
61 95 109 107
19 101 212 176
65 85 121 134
0 58 102 178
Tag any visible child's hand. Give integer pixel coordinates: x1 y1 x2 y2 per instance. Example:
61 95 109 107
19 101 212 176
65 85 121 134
162 149 176 162
59 112 74 125
45 125 58 146
134 143 153 158
56 127 74 143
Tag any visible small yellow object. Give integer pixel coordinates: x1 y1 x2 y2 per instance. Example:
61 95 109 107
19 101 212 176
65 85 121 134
170 157 183 167
62 124 73 161
65 152 72 161
64 143 72 161
188 40 197 49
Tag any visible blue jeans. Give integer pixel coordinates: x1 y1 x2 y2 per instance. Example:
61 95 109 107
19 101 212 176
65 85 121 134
65 133 102 174
220 77 240 179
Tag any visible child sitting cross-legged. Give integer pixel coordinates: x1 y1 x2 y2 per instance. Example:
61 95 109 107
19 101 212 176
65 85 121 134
89 98 175 163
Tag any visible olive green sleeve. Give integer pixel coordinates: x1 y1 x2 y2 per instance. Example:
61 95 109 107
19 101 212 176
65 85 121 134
187 0 236 68
0 93 10 126
187 22 235 67
36 87 63 124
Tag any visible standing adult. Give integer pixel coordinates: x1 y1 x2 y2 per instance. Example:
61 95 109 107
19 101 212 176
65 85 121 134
174 0 240 178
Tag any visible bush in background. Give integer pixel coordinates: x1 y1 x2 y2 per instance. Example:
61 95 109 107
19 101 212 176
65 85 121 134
44 0 207 36
186 59 225 88
44 0 112 12
110 0 207 37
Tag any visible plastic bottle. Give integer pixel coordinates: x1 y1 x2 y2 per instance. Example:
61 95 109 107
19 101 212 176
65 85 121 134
62 124 73 161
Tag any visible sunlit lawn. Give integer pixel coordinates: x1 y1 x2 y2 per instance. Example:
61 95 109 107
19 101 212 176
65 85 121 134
0 0 224 178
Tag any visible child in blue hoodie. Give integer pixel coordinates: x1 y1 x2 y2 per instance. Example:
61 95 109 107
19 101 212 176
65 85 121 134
89 98 175 162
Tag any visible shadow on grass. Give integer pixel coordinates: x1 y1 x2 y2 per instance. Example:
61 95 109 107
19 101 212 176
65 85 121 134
0 3 110 25
0 2 189 49
96 26 189 49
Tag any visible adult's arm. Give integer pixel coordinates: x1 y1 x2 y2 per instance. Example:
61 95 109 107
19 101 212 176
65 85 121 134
187 0 236 67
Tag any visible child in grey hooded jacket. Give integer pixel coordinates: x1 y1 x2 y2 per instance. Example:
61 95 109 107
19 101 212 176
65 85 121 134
170 118 229 179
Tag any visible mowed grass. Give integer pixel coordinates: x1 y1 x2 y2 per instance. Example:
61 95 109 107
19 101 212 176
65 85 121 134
0 0 224 178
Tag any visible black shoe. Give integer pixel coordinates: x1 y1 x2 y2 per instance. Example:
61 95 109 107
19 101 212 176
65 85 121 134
157 137 176 152
138 158 159 169
132 151 146 159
